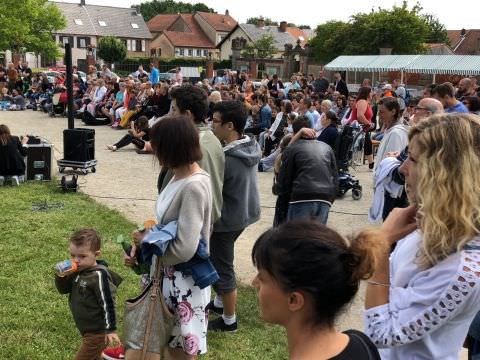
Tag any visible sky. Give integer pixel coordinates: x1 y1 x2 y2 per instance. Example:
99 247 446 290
53 0 478 30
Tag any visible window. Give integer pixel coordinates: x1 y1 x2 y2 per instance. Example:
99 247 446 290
126 40 132 51
131 23 139 29
77 37 90 48
188 49 193 57
59 36 74 48
175 48 180 56
203 49 208 57
98 20 107 27
74 19 83 25
179 48 185 56
141 40 145 52
135 40 142 52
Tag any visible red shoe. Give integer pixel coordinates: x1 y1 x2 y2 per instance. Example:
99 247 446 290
102 345 125 360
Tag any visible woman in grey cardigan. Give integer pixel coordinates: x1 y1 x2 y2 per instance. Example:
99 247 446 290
147 115 213 359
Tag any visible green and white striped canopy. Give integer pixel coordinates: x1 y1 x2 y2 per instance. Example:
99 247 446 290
324 55 480 75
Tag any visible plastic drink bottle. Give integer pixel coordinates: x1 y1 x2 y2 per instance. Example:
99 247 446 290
55 259 79 277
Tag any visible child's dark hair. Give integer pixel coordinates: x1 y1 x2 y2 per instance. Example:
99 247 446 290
135 116 149 131
252 220 381 328
70 228 101 251
213 100 247 135
326 110 338 125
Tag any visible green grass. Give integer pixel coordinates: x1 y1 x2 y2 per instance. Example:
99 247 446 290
0 182 287 359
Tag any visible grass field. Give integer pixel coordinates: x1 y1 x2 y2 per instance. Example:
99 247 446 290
0 182 287 359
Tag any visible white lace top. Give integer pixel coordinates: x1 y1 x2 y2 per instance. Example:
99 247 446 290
364 230 480 360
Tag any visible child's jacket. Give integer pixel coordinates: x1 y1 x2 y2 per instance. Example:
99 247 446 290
55 263 122 335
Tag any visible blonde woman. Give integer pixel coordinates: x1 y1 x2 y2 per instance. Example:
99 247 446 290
364 113 480 359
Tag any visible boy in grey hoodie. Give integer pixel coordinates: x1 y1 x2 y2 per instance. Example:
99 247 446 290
208 100 261 332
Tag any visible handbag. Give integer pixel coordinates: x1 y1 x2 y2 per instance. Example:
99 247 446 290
124 256 175 360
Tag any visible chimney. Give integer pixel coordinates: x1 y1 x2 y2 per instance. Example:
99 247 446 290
257 18 265 28
80 0 85 5
279 21 287 32
225 9 229 16
461 28 466 36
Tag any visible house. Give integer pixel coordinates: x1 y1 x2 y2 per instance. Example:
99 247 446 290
425 43 454 55
217 21 315 60
50 0 152 67
148 11 237 59
447 29 480 55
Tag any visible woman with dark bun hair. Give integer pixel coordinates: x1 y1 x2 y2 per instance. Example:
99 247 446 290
252 220 381 359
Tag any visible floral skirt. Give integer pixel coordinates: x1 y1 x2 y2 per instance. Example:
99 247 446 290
162 267 211 355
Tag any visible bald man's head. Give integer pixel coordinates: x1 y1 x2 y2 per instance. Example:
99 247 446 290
458 78 474 96
412 97 444 124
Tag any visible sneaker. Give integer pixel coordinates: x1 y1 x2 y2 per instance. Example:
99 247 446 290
102 345 125 360
206 300 223 315
0 176 4 186
11 176 20 186
208 317 237 333
106 145 117 151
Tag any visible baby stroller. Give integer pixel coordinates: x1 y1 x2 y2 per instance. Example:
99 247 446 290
335 125 363 200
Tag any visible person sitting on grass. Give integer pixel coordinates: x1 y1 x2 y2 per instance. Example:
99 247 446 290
54 228 122 360
107 116 150 152
0 125 28 186
252 220 381 359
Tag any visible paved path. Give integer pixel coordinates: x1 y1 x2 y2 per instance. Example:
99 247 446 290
0 111 469 358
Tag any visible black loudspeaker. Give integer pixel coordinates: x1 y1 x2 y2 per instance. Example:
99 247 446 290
26 144 52 180
63 128 95 162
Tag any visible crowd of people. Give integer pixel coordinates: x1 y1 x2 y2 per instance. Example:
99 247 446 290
3 60 480 360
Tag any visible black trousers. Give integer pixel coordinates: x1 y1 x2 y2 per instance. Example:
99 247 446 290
264 136 280 157
114 134 145 150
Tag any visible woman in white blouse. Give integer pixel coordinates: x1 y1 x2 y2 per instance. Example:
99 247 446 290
364 113 480 360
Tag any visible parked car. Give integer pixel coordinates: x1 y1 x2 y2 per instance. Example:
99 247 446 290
160 67 201 83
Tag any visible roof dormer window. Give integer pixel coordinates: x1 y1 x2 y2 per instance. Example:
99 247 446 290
98 21 107 27
74 19 83 25
131 23 139 29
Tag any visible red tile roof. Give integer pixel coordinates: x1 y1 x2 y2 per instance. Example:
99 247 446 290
447 30 464 47
195 12 237 32
147 14 179 32
163 30 215 48
286 27 308 47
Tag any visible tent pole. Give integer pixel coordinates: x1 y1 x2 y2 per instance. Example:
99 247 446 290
433 73 436 84
400 70 404 84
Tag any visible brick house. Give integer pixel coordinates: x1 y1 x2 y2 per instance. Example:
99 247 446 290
448 29 480 55
148 11 237 59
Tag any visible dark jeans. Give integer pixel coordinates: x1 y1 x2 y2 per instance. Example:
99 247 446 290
382 189 408 221
244 126 263 136
364 131 373 156
273 194 289 227
210 229 244 294
114 134 145 150
287 201 331 224
264 136 279 157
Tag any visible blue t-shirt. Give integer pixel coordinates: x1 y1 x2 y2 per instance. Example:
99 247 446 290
446 102 469 113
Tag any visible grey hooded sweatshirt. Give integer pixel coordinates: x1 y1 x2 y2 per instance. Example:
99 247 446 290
214 135 261 232
374 121 410 176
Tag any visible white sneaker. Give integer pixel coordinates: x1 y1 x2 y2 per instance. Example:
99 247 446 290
11 176 20 186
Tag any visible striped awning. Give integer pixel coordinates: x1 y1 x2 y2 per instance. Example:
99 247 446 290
324 55 480 75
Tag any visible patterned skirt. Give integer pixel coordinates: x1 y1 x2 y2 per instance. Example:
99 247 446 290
162 267 211 355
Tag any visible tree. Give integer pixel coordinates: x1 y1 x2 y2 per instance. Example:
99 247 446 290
97 37 127 65
0 0 66 60
246 17 278 26
309 21 352 63
310 1 444 62
242 34 277 59
422 14 449 44
134 0 214 22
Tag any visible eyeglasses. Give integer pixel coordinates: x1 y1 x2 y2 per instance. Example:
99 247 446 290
414 106 429 112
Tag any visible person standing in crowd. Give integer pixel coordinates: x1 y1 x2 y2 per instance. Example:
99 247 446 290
149 62 159 86
463 96 480 115
432 82 469 113
274 116 337 224
252 220 381 360
456 77 477 100
348 86 375 169
365 113 480 359
144 115 214 359
333 72 349 98
175 67 183 86
208 100 261 332
313 70 330 94
393 79 407 112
